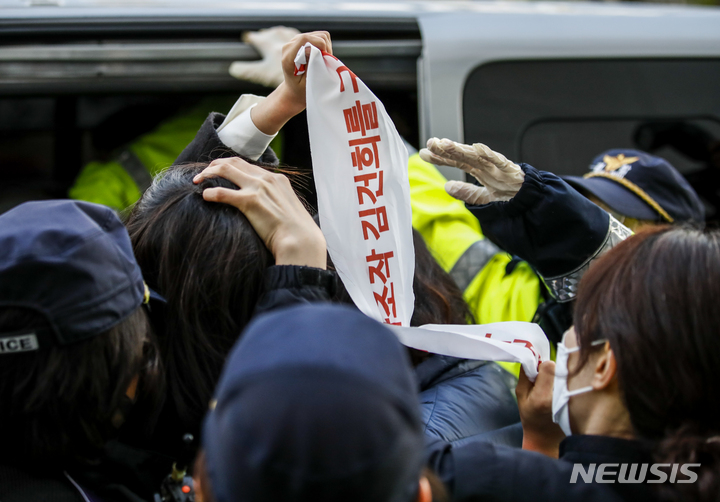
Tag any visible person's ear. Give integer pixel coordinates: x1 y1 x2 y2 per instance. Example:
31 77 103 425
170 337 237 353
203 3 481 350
591 343 617 391
416 475 432 502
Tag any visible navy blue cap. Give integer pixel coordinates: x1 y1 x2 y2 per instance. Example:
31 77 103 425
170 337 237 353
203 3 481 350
0 200 147 353
563 149 704 224
202 304 424 502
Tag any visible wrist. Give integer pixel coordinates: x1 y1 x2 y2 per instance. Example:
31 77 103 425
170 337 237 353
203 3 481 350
272 229 327 270
521 426 563 458
250 83 305 136
274 82 306 116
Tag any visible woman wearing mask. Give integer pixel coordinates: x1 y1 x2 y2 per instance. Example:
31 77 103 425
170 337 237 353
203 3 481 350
422 138 719 502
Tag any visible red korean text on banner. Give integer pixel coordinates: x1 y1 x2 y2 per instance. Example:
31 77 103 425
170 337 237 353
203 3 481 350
300 42 414 326
354 172 384 205
366 249 394 284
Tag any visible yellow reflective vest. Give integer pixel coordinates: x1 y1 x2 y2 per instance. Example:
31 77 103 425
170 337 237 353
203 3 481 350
68 97 278 212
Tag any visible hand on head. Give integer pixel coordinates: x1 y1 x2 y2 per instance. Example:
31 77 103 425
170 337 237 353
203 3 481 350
419 138 525 205
194 157 327 269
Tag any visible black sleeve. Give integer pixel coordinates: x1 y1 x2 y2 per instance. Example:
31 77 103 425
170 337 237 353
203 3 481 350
254 265 337 315
425 438 623 502
173 112 279 166
469 165 632 302
469 165 610 278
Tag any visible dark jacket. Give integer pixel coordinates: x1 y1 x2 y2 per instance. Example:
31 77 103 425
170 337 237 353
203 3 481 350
426 434 655 502
174 112 279 167
0 464 85 502
470 164 632 342
0 458 151 502
469 164 611 280
416 355 522 448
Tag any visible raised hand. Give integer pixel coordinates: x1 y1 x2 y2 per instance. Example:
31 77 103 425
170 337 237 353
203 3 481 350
280 30 332 108
249 30 333 136
419 138 525 205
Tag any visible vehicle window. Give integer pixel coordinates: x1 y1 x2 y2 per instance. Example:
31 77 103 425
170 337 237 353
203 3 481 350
463 59 720 176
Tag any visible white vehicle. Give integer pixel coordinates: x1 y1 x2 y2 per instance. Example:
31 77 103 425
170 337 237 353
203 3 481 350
1 0 719 209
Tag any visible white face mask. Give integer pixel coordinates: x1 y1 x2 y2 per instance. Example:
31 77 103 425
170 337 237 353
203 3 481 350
552 332 607 437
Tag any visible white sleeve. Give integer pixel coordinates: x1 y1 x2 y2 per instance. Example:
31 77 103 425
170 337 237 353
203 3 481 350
216 94 277 161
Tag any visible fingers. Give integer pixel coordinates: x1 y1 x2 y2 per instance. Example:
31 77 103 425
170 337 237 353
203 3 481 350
419 147 462 169
533 361 557 407
284 31 331 60
281 31 332 86
517 361 556 421
515 365 532 402
243 26 300 53
517 361 555 409
445 181 494 205
425 138 480 167
193 157 267 187
425 138 518 175
473 143 520 173
228 61 284 87
202 186 246 207
314 30 332 55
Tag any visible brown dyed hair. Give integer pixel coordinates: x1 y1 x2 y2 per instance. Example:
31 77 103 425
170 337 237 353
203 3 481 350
574 226 720 500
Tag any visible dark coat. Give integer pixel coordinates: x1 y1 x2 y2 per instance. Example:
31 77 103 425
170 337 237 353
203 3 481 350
0 464 85 502
416 355 522 448
426 435 654 502
469 164 611 280
174 112 279 167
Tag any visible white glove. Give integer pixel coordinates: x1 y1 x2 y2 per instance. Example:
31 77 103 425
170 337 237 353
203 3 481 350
419 138 525 205
229 26 300 88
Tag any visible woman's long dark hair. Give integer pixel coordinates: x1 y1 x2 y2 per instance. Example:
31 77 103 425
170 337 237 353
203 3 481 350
574 226 720 501
410 229 474 327
125 163 278 434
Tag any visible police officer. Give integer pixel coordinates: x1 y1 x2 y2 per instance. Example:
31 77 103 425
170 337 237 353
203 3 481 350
562 149 704 230
0 200 162 502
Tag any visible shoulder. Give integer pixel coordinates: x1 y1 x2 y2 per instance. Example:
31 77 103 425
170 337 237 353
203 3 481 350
418 357 520 445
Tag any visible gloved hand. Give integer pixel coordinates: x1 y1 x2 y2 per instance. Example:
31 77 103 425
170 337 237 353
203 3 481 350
419 138 525 205
229 26 301 87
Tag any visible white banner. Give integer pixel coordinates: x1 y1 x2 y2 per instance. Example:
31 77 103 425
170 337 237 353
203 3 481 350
390 322 550 381
298 43 415 326
298 44 548 380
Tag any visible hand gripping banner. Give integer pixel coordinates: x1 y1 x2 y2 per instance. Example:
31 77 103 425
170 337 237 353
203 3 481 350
297 43 415 326
297 44 549 380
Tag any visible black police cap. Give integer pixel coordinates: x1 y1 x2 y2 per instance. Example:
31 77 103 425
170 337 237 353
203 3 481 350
0 200 148 354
